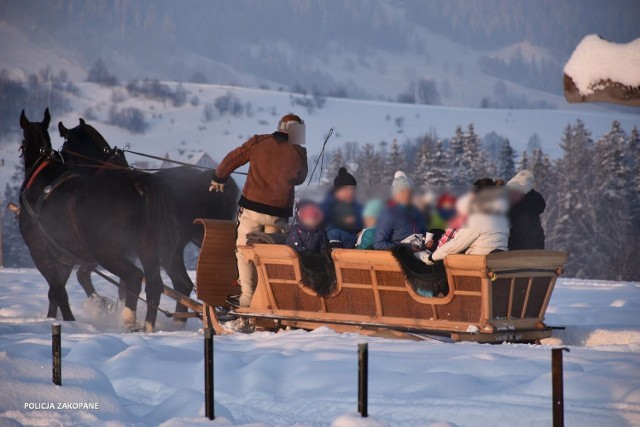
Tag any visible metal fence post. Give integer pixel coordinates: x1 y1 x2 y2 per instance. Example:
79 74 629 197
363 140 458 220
358 343 368 418
552 347 569 427
204 328 214 420
52 323 61 386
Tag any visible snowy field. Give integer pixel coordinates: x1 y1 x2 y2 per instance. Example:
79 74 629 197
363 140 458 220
0 269 639 426
2 81 639 189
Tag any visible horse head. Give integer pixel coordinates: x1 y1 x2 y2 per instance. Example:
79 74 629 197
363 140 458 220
59 118 130 170
19 108 54 171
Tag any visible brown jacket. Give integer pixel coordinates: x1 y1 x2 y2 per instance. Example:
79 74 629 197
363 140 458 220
213 132 308 217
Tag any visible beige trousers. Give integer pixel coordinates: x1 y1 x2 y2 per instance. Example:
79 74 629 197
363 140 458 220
236 208 288 307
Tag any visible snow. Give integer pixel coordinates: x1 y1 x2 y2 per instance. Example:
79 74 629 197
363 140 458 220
564 34 640 95
0 268 639 426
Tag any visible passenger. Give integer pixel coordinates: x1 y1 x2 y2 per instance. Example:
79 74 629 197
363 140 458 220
473 178 497 193
374 171 426 250
506 170 546 250
356 199 384 250
322 167 362 248
425 193 473 251
418 191 436 229
415 186 509 264
210 113 308 323
286 200 330 255
429 193 457 231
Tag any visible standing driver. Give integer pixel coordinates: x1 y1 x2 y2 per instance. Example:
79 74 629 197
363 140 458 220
210 114 308 331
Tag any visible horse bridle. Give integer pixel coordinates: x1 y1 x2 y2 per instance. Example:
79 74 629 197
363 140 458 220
22 146 67 190
61 138 127 169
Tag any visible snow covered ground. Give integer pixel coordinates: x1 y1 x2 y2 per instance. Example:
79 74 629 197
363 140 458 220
0 269 638 426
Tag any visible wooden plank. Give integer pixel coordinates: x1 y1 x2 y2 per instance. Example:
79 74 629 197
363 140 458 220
521 277 534 319
507 278 515 319
163 286 203 312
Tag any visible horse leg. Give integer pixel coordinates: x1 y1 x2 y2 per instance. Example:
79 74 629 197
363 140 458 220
93 255 144 331
140 249 164 333
47 288 59 318
53 263 74 320
165 246 195 320
27 243 75 321
76 264 97 297
118 278 127 302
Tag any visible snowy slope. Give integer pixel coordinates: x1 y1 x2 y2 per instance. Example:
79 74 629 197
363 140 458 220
2 81 638 190
0 269 638 426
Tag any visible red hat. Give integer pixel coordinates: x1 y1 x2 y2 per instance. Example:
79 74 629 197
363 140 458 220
437 193 457 208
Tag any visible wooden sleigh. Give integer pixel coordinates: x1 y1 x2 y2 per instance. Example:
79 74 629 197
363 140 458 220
195 219 567 343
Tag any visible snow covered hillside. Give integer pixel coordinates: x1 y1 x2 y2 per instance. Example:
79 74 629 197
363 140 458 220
0 269 638 426
1 81 638 188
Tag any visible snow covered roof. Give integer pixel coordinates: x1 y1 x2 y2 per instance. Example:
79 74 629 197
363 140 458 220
563 35 640 106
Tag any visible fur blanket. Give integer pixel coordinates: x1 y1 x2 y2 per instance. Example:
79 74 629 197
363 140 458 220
391 244 449 297
246 231 288 245
297 251 336 297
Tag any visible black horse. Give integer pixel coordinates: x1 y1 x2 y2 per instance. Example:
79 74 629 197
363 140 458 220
19 109 178 331
58 118 240 316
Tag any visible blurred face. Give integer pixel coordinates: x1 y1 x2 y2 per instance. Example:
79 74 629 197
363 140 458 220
509 189 524 205
364 216 377 228
298 204 324 229
334 185 356 203
393 188 412 206
440 199 455 211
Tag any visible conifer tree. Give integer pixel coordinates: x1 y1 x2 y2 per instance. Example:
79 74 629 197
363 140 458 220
593 121 631 279
385 139 405 184
355 143 383 186
518 150 529 171
324 148 346 184
497 139 516 180
547 121 596 277
448 125 465 187
2 163 33 267
627 126 640 279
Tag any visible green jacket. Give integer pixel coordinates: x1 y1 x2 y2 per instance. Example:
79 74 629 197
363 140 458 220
357 228 376 250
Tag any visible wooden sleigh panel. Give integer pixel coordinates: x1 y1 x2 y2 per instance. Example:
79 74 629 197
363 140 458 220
236 245 567 342
194 219 239 331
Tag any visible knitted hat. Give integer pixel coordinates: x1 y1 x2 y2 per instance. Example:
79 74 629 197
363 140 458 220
362 199 384 220
334 167 357 187
436 193 457 209
507 170 535 194
391 171 413 195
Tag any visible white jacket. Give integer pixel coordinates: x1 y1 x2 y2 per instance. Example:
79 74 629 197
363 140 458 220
431 194 510 262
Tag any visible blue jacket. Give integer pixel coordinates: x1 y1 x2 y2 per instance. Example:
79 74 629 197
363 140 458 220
374 202 426 250
321 193 362 249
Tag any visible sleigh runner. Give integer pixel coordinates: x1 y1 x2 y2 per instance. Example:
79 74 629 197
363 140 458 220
195 219 567 342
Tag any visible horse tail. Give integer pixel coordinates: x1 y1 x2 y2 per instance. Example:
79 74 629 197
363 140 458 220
133 173 179 265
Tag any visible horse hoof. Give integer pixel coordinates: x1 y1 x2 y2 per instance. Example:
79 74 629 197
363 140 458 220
125 322 143 333
144 321 154 333
121 307 137 328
